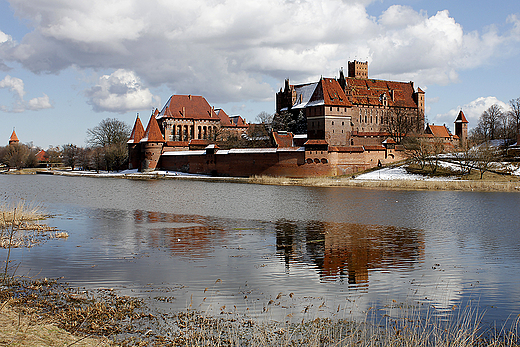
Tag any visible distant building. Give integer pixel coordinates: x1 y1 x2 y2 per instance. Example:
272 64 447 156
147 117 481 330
276 61 425 147
9 129 19 145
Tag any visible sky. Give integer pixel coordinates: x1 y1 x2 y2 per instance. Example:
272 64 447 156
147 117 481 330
1 0 519 149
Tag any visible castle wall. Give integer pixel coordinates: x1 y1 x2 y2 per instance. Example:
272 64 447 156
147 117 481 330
156 145 403 177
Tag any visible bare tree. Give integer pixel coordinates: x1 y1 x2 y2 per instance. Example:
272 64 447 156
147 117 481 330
383 108 421 144
473 143 497 179
86 118 131 148
479 104 503 141
86 118 131 172
508 97 520 142
62 144 79 170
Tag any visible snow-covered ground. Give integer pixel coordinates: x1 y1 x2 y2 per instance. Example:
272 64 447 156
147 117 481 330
354 166 456 181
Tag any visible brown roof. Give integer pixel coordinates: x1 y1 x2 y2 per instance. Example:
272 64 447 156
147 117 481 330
426 124 451 138
346 78 418 108
9 129 19 144
141 112 165 143
364 145 386 151
272 132 294 148
158 95 217 120
309 78 353 107
215 108 232 126
329 146 364 153
128 115 145 144
304 139 329 145
455 110 468 123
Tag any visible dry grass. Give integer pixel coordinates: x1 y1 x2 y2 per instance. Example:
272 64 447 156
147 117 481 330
0 299 113 346
0 277 519 346
0 202 60 249
248 175 520 192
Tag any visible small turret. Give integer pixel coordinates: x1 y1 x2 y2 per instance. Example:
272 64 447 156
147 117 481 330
9 129 19 145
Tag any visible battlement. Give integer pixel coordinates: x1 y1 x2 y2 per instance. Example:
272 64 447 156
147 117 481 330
348 60 368 79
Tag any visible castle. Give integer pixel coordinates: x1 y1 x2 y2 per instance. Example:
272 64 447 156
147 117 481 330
129 61 466 177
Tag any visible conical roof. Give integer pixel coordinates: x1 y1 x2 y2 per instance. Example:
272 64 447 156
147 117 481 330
455 110 468 123
141 110 165 143
128 115 145 144
9 129 19 144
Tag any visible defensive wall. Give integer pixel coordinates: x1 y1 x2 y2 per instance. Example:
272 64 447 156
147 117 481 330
157 144 405 177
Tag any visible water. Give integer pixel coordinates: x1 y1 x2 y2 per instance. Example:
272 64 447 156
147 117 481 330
1 174 520 326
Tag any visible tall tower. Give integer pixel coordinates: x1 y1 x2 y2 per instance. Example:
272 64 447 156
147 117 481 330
127 114 145 170
454 110 469 149
140 110 165 172
348 60 368 79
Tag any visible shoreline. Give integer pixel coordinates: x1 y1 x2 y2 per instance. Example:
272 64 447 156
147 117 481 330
3 168 520 192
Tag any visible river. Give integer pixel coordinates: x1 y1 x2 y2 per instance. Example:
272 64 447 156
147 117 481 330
1 174 520 327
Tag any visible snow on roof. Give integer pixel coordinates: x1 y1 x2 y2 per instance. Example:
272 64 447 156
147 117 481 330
292 82 318 109
162 150 206 156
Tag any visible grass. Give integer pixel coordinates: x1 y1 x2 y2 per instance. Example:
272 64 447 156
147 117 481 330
2 277 519 346
0 201 62 250
248 174 520 192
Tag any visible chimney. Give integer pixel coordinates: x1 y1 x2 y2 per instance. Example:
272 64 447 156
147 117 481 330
182 107 185 117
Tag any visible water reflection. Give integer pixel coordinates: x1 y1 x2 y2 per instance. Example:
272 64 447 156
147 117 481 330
133 210 229 259
275 220 424 285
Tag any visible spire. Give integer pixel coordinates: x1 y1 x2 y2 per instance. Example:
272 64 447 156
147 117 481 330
141 112 165 143
455 110 468 123
9 128 19 145
127 114 145 144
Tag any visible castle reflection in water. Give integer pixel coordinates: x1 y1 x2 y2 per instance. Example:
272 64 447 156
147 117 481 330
132 210 425 288
275 220 425 286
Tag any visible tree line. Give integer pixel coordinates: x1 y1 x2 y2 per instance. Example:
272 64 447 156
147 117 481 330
0 118 130 172
469 97 520 146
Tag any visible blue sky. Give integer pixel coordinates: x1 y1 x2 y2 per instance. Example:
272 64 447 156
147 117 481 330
1 0 519 148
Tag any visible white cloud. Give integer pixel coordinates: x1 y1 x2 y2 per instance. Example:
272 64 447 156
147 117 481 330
1 0 519 106
0 30 12 44
0 75 25 99
85 69 160 113
27 93 52 110
0 75 53 112
433 96 510 129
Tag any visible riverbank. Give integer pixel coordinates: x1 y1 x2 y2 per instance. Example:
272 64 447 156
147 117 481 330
5 167 519 192
2 276 519 346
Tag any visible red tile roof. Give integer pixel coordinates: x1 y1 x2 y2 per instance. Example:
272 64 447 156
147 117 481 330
158 95 217 120
215 108 232 126
309 78 353 106
346 78 417 108
128 115 145 144
272 131 294 148
426 124 451 138
9 129 19 144
141 112 165 143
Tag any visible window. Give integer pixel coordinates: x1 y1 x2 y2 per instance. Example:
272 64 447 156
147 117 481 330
332 121 334 125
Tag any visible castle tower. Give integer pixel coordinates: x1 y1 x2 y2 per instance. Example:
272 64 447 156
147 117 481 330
127 114 145 170
9 129 19 145
454 110 469 149
140 110 165 172
348 60 368 79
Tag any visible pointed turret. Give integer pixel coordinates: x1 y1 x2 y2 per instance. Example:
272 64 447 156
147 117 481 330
139 110 165 172
127 114 145 144
454 110 469 149
9 129 19 145
141 110 165 143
